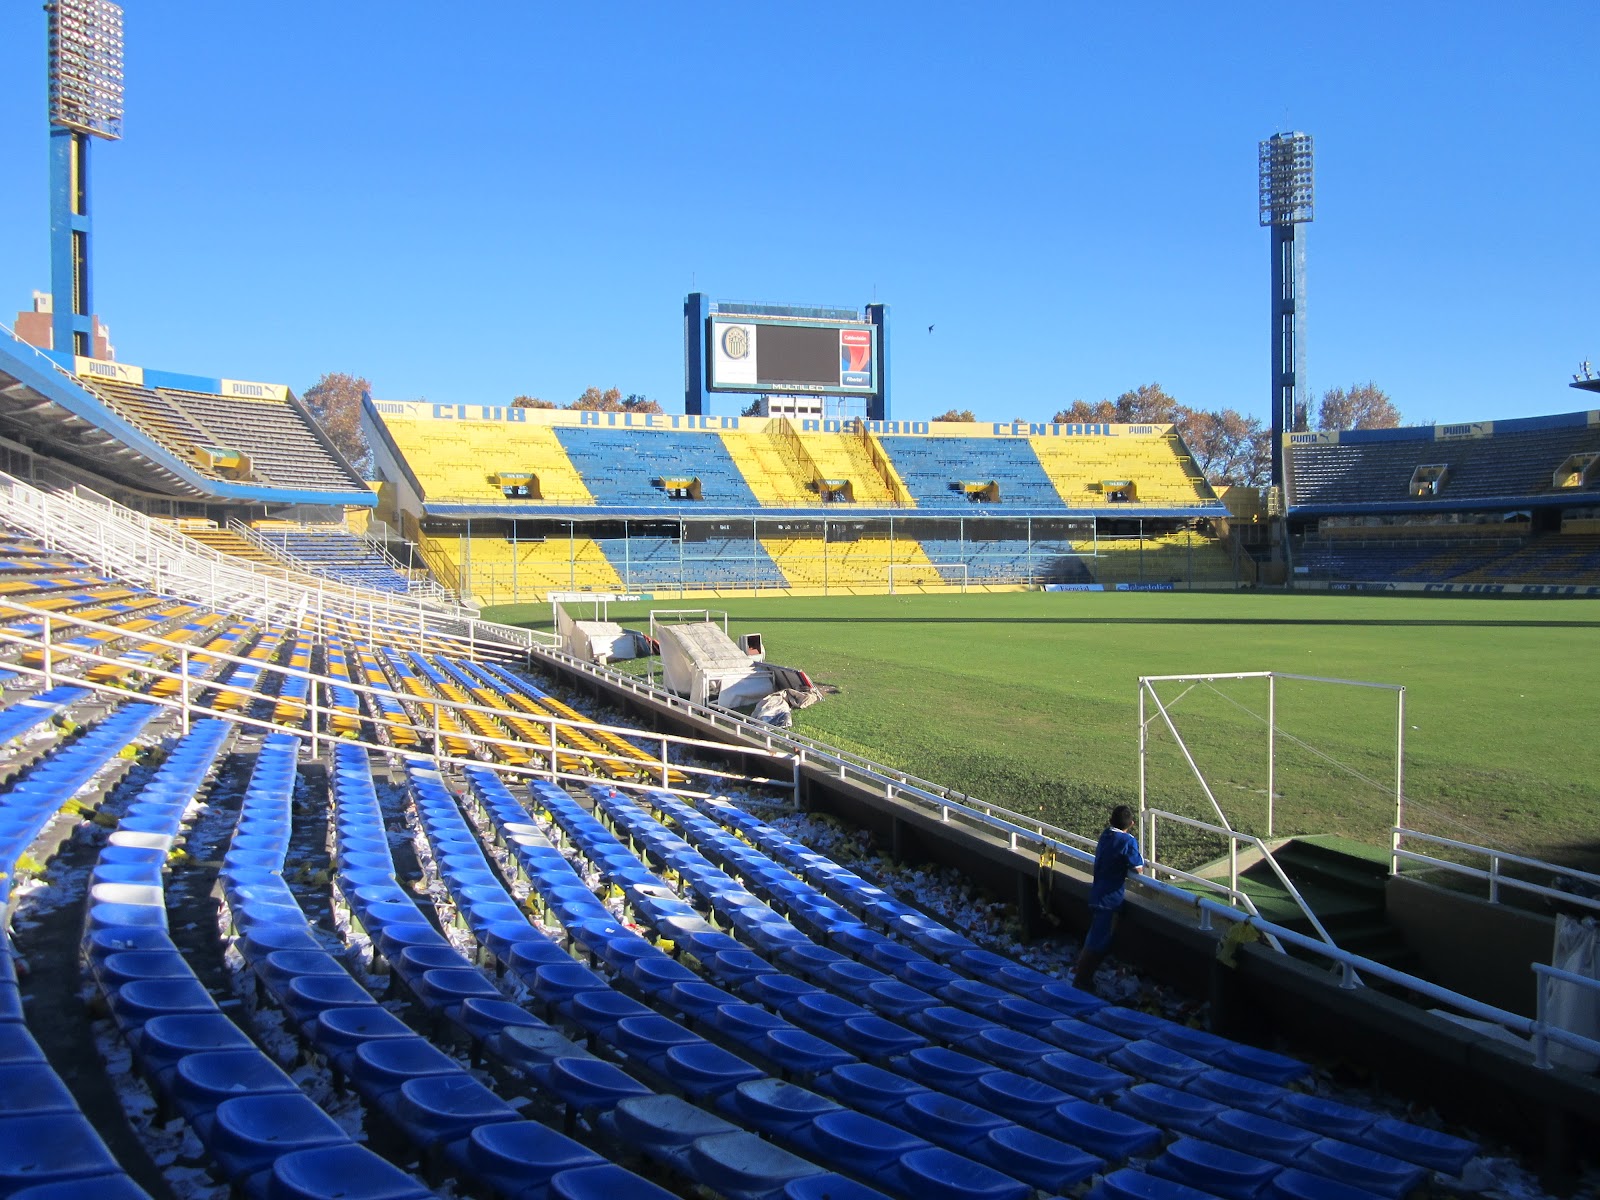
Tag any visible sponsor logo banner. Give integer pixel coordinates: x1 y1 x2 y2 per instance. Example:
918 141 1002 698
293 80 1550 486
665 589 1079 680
220 378 289 401
74 356 143 386
839 328 873 390
1044 583 1105 592
1435 421 1492 441
1115 582 1176 592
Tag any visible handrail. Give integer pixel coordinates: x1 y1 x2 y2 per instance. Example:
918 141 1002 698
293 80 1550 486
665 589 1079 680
0 598 795 796
0 472 535 652
1146 807 1336 950
1393 828 1600 915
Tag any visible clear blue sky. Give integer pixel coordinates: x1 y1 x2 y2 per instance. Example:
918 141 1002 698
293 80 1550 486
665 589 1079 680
1 3 1595 426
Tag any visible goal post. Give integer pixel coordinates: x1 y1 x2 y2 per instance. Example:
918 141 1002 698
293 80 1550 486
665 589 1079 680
887 562 968 594
1137 670 1405 840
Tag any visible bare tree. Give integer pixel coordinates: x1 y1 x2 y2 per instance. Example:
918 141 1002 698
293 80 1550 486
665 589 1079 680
1316 382 1401 431
1052 399 1118 423
511 394 555 409
301 372 371 476
1180 408 1270 487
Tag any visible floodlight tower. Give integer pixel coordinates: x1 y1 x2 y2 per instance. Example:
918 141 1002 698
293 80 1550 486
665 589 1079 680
45 0 125 359
1259 131 1313 490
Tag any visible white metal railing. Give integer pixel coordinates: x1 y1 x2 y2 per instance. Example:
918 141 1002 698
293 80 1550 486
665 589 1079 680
1394 828 1600 916
1142 808 1309 949
0 598 796 800
0 472 537 652
231 519 458 606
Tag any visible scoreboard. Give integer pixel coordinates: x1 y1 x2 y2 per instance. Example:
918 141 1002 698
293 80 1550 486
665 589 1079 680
708 317 878 395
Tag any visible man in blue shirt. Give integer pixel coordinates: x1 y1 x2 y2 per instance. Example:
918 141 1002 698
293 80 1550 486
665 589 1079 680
1071 804 1145 992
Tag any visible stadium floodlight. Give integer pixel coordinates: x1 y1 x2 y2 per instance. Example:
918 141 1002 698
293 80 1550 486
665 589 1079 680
47 0 125 141
1258 132 1313 226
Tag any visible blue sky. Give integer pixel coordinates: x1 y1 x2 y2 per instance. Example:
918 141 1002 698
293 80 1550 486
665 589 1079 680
1 3 1594 426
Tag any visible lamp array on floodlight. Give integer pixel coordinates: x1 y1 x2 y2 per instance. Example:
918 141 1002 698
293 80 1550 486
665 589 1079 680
47 0 125 141
1258 132 1313 226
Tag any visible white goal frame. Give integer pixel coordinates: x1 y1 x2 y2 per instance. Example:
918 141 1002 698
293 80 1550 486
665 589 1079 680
887 562 968 594
1138 670 1406 839
1136 671 1406 946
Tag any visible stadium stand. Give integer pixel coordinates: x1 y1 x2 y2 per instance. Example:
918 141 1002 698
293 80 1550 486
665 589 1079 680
1032 430 1216 508
249 524 417 594
553 427 763 507
157 388 363 492
878 435 1063 508
718 428 818 506
359 403 1241 600
1288 412 1600 511
1285 409 1600 586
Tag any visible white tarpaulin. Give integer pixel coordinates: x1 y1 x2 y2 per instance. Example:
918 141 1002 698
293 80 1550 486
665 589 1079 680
1548 915 1600 1071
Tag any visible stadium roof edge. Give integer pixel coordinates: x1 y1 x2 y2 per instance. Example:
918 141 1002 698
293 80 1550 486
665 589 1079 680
418 502 1228 521
1290 406 1598 446
0 338 374 507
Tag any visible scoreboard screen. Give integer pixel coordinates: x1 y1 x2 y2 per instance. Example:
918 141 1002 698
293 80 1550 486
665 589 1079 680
708 318 877 394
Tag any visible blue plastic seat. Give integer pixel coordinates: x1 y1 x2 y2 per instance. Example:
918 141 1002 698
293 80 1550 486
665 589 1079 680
1297 1140 1427 1199
1275 1094 1376 1141
1265 1167 1392 1200
687 1130 824 1199
549 1162 679 1200
9 1176 153 1200
972 1069 1070 1123
1088 1166 1227 1200
895 1146 1031 1200
914 1005 992 1043
1207 1108 1318 1165
1088 1005 1171 1039
352 1036 462 1096
783 1173 895 1200
394 1073 521 1149
1187 1068 1293 1115
987 1123 1104 1191
1054 1099 1164 1161
608 1093 736 1154
209 1093 350 1179
467 1120 606 1198
903 1045 992 1091
265 1144 435 1199
569 989 655 1038
0 1114 127 1194
542 1054 654 1113
902 1090 1009 1149
810 1108 924 1171
412 967 503 1014
1114 1084 1228 1136
725 1077 843 1135
1362 1118 1476 1175
1149 1137 1280 1200
314 1006 417 1071
107 977 217 1032
763 1026 856 1076
0 1063 80 1116
662 1041 767 1099
280 974 380 1028
1109 1039 1211 1086
171 1050 299 1130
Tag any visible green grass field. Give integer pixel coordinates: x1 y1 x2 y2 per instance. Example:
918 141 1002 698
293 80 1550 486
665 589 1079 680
485 592 1600 871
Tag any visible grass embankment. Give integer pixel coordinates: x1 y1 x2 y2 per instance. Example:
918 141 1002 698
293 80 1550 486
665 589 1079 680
484 592 1600 870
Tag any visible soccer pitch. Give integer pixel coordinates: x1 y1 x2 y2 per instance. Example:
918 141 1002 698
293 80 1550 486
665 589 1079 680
490 592 1600 870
